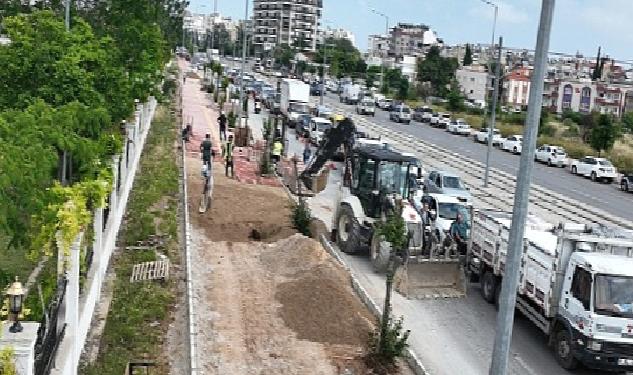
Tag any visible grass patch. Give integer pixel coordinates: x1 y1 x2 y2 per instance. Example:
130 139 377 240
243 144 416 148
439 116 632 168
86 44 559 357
80 104 180 375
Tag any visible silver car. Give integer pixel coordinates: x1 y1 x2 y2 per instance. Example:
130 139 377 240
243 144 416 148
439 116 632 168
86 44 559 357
424 170 472 205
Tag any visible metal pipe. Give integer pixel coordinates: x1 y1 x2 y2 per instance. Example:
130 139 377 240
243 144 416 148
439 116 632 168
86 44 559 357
488 1 556 374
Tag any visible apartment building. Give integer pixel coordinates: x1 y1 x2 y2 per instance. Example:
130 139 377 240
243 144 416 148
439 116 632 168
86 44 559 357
456 66 488 102
389 23 441 57
252 0 322 54
554 80 633 117
504 67 532 108
322 27 355 46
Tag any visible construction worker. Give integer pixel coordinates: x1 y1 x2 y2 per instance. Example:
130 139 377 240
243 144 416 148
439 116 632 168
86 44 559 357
450 212 469 256
200 133 214 167
271 138 283 164
217 111 227 141
222 134 234 177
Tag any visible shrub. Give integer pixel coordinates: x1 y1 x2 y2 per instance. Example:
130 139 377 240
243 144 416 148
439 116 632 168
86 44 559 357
607 152 633 173
292 201 311 236
376 214 407 251
497 124 523 138
367 316 410 365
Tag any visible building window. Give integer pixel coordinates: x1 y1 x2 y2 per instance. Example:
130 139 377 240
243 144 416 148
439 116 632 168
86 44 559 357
562 84 573 110
580 87 591 113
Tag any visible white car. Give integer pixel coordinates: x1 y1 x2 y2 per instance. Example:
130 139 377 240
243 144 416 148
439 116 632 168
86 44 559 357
571 156 617 183
389 105 412 124
308 117 333 145
356 99 376 116
429 112 440 126
447 119 470 135
501 135 523 154
437 113 452 129
474 128 502 145
535 145 568 167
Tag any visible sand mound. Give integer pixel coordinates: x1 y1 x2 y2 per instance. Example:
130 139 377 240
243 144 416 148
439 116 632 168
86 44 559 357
260 234 329 276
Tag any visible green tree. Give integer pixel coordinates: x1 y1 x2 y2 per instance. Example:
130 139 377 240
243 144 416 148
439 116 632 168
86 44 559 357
416 46 459 97
396 78 410 100
315 37 365 78
620 111 633 133
589 114 621 155
365 65 382 89
463 44 473 66
446 83 464 111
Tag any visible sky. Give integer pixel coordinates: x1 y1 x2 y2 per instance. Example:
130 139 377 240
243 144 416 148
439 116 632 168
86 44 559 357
189 0 633 62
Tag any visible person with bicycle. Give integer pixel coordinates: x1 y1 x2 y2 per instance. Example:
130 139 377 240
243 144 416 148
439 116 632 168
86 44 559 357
200 133 215 168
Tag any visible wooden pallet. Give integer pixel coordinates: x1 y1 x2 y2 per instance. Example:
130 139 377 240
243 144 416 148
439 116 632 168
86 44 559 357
130 260 170 282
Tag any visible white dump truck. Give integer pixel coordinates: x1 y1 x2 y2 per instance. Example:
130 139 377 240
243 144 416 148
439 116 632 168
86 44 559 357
468 210 633 372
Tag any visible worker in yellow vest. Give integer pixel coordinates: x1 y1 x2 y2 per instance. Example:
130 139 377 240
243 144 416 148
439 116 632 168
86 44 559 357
222 134 234 178
271 139 283 164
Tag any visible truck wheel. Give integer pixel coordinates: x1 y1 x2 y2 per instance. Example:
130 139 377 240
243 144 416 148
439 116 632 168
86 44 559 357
513 146 518 154
554 329 578 370
547 159 553 167
591 171 597 182
370 232 391 273
481 271 497 303
336 205 361 254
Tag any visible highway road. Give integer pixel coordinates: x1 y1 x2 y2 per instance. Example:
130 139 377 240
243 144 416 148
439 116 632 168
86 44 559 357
322 94 633 222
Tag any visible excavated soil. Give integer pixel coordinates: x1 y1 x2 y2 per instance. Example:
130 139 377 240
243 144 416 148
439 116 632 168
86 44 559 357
188 162 386 374
189 159 296 242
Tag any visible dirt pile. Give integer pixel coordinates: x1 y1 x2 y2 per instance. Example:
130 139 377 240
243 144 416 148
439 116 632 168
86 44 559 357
189 161 296 242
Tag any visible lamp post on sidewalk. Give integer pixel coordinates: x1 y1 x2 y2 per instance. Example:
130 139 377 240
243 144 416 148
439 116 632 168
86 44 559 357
370 8 389 93
489 1 556 374
480 0 499 188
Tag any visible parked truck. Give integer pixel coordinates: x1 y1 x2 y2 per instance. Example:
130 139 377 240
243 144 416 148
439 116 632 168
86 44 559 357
339 83 361 105
280 78 310 127
468 210 633 372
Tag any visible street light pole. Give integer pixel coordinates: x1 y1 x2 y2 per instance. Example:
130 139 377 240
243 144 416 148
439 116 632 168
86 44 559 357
211 0 218 50
239 0 249 122
488 1 555 374
481 1 498 187
65 0 70 31
370 9 389 93
320 40 327 106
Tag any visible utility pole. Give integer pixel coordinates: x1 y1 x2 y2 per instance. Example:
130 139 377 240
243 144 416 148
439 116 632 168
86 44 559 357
484 36 502 186
370 9 389 93
239 0 249 122
210 0 218 50
61 0 71 186
488 1 555 374
65 0 70 31
481 1 498 187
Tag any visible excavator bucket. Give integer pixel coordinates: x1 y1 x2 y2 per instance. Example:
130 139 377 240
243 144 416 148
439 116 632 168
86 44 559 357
394 260 466 299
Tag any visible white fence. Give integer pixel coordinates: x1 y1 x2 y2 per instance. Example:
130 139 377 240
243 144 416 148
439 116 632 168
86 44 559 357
49 97 158 375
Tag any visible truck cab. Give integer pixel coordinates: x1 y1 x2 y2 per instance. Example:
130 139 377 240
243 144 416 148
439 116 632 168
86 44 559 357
356 98 376 116
308 117 333 145
555 251 633 371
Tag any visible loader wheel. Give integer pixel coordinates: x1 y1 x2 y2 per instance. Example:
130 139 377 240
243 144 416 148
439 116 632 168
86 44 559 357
554 329 578 370
370 232 391 273
481 271 497 303
336 205 361 254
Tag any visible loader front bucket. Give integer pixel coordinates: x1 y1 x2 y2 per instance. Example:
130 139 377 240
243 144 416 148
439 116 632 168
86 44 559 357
393 260 466 299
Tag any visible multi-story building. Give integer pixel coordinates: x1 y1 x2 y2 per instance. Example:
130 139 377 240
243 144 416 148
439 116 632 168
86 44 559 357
252 0 322 54
504 67 532 108
322 27 355 46
367 34 390 57
554 80 633 117
456 66 488 102
389 23 441 58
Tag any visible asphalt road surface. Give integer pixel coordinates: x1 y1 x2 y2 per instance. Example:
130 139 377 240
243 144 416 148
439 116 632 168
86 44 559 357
322 94 633 222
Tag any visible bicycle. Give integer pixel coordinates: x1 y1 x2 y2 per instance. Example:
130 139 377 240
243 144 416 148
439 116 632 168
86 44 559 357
198 158 213 213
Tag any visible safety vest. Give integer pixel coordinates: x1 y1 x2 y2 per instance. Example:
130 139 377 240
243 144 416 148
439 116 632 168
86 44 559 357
223 141 233 161
272 142 283 156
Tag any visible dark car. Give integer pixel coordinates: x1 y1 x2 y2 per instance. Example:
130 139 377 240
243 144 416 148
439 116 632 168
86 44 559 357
295 114 312 138
310 82 324 96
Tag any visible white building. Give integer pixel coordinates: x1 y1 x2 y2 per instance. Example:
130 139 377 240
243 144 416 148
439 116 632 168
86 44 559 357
368 34 390 57
389 23 442 57
252 0 322 54
399 55 417 82
322 27 355 46
504 67 532 107
456 66 488 102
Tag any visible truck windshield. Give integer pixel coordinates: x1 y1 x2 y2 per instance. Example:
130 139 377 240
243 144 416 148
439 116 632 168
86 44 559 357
289 103 309 113
378 162 409 198
443 176 464 189
438 203 470 221
594 275 633 318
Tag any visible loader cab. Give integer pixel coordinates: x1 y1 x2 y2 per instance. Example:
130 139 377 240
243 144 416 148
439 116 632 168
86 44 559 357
350 145 416 219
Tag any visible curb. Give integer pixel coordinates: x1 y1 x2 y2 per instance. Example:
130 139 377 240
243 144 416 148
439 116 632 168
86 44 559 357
181 137 199 374
319 235 429 375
